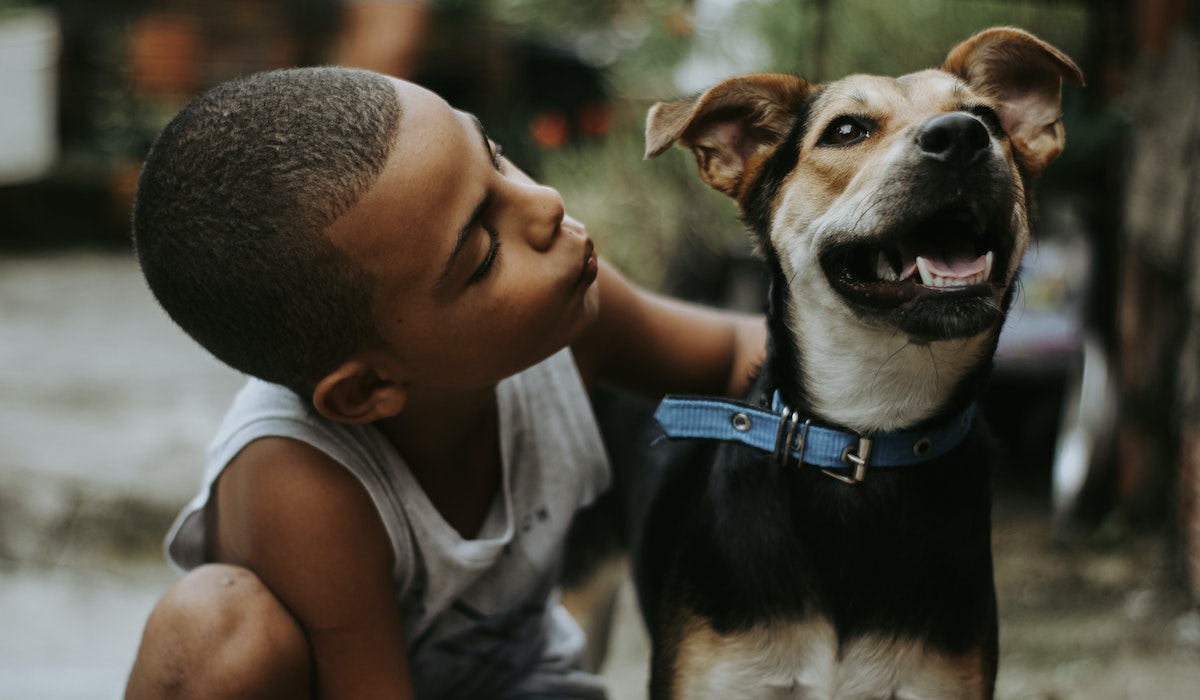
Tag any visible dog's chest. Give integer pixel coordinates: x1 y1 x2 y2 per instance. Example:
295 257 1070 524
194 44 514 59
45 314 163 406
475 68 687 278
671 615 987 700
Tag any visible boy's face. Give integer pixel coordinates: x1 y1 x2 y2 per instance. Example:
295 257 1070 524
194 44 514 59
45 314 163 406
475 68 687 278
326 79 600 394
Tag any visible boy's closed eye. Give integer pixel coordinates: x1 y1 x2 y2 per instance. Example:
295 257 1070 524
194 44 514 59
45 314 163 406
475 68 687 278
435 116 507 290
468 223 500 285
468 130 504 285
490 141 505 171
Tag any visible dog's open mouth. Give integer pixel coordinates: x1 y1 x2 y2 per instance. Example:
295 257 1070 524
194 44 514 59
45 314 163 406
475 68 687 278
822 206 1005 309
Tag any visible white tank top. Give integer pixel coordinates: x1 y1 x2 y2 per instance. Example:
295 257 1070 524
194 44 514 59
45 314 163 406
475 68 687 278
165 348 611 698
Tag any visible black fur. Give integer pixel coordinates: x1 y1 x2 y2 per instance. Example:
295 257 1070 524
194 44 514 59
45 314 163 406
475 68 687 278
609 99 1004 697
626 367 1001 696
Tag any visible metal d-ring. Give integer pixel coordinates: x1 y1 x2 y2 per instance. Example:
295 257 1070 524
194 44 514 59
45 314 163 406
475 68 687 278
774 409 810 468
773 406 798 466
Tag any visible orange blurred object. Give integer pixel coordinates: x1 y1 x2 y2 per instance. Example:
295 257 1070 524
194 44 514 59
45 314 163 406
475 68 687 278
577 101 613 137
127 13 202 97
530 111 569 149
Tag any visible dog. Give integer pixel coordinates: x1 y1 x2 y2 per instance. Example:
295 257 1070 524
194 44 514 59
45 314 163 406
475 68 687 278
611 27 1083 699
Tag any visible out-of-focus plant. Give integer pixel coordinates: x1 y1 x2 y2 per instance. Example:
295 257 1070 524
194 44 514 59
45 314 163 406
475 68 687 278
504 0 1089 291
0 1 38 13
746 0 1086 80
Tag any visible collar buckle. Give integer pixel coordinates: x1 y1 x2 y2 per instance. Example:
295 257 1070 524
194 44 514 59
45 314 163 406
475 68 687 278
822 436 873 485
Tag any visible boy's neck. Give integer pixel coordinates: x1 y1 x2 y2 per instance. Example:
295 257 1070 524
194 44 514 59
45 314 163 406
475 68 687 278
374 385 503 539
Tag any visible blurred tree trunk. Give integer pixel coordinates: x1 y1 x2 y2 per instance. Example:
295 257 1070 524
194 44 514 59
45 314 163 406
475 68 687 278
1116 0 1200 601
811 0 830 80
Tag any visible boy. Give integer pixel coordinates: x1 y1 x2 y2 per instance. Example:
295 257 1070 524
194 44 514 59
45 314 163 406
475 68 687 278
125 66 764 699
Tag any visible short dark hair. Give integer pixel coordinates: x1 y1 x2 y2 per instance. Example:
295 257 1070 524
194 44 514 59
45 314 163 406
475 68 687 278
133 67 401 390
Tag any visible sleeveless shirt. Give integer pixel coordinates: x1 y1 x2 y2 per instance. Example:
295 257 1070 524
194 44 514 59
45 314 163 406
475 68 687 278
165 349 611 698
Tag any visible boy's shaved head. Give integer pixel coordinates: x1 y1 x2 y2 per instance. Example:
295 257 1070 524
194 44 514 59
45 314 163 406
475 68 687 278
133 67 401 391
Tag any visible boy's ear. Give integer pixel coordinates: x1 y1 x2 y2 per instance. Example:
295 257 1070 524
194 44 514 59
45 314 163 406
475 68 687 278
312 360 407 424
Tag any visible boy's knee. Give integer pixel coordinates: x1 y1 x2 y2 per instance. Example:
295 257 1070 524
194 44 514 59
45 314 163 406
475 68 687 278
126 564 313 700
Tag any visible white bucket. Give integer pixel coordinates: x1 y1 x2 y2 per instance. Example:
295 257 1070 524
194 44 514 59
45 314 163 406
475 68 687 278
0 7 61 185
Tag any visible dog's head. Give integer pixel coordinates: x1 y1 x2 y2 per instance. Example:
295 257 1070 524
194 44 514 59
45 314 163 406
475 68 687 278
647 27 1082 431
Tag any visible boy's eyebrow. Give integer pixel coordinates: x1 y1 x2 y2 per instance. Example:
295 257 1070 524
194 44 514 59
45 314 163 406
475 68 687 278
470 114 493 159
434 114 494 289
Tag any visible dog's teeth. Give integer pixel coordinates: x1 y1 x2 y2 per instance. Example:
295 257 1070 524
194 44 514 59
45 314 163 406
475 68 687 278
916 257 935 286
916 254 996 288
876 251 899 282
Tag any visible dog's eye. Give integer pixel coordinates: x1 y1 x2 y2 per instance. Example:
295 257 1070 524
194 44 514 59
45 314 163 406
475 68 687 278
819 117 871 146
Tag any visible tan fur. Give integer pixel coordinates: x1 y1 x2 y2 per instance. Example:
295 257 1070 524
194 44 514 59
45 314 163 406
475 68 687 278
943 27 1084 173
765 71 1027 430
636 27 1083 699
645 74 813 199
671 613 989 699
646 27 1082 431
560 555 628 672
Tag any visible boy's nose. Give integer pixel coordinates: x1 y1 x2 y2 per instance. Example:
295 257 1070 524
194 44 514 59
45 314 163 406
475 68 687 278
520 183 565 251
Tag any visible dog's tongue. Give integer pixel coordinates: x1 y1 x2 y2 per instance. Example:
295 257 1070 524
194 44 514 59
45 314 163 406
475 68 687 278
898 239 988 280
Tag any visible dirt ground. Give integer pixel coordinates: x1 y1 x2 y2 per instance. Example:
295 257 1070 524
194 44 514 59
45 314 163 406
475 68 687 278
2 253 1198 699
595 489 1200 700
986 494 1200 700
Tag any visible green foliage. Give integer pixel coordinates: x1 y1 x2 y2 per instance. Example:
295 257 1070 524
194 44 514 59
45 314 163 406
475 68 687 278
746 0 1086 80
0 1 42 19
479 0 1091 290
539 107 739 288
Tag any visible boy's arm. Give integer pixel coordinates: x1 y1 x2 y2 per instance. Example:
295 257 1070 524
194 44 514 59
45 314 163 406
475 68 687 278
572 259 767 398
500 157 765 398
212 437 415 699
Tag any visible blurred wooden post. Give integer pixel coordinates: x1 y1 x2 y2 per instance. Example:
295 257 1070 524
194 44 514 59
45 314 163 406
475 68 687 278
1117 0 1200 600
811 0 830 81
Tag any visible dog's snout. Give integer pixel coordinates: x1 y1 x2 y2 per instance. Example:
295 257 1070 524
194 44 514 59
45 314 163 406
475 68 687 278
916 113 991 170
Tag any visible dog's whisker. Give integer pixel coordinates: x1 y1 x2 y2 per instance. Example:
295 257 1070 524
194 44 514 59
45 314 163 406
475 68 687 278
924 343 943 391
871 333 915 383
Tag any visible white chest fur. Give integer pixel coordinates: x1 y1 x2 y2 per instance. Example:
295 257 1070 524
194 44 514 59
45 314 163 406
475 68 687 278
671 616 987 700
786 294 994 434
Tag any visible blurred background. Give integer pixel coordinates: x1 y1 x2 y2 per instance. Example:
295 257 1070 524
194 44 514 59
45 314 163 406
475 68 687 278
2 0 1200 698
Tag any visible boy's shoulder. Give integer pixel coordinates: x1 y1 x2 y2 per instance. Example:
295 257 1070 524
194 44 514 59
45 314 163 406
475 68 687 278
210 378 328 450
211 350 584 465
205 378 400 503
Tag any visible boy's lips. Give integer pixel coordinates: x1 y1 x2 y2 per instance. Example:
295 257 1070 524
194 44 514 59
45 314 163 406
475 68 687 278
578 240 598 286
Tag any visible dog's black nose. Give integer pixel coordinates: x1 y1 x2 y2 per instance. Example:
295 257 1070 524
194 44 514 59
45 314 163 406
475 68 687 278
916 113 991 170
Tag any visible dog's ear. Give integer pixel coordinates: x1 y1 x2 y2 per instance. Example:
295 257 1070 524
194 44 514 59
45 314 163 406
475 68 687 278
943 27 1084 174
645 74 811 199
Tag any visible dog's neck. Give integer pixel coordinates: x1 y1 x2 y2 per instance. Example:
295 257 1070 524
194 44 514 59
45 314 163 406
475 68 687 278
761 261 997 435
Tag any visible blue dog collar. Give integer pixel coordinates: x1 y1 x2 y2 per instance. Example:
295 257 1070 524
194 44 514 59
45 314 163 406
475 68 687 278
653 392 975 484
